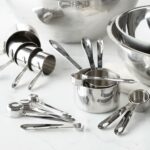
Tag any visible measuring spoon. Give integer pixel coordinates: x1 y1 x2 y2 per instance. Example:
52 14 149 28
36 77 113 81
20 123 84 131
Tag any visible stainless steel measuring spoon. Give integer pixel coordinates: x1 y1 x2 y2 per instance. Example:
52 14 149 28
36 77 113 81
20 123 84 131
49 40 82 70
7 102 72 122
20 98 75 122
28 94 74 120
81 37 95 69
114 89 150 135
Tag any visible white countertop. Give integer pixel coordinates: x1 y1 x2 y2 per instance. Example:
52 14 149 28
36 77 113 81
0 0 150 150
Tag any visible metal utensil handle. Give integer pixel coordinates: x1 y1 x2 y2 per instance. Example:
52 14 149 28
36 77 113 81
97 40 103 68
67 56 82 70
98 103 130 129
28 70 43 90
31 106 74 122
42 102 67 114
35 101 72 119
20 123 80 130
114 104 136 135
24 113 70 122
49 40 82 70
0 60 13 71
20 123 63 130
81 38 95 69
12 65 28 88
84 76 136 83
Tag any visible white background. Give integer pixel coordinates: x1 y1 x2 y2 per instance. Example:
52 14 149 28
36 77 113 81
0 0 150 150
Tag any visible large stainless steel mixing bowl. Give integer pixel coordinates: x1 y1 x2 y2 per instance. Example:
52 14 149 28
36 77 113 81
6 0 138 43
107 6 150 86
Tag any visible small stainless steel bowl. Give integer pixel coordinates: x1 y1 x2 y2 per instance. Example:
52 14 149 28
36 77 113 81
72 68 120 113
115 6 150 53
107 6 150 86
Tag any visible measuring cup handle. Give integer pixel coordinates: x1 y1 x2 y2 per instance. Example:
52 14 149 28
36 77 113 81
98 106 127 129
114 105 136 135
28 70 43 90
97 40 103 68
12 65 28 88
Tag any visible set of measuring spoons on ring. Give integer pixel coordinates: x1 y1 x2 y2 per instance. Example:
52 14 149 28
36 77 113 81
8 94 84 131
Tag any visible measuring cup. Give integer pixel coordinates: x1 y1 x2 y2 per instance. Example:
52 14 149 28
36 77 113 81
98 89 150 135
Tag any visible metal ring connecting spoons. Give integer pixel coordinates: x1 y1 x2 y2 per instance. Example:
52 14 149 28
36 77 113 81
49 40 82 70
20 123 84 131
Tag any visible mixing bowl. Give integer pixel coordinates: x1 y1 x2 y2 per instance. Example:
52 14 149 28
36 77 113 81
6 0 138 43
107 6 150 86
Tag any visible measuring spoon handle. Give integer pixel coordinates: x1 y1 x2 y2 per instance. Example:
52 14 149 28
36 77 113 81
49 40 82 70
97 40 103 68
21 123 63 130
98 105 128 129
114 105 136 135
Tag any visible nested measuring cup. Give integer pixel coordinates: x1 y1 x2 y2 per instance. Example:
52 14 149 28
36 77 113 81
73 68 120 113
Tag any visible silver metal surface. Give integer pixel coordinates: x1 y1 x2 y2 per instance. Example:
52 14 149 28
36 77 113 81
7 102 72 122
84 68 135 88
33 7 64 24
114 89 150 135
74 81 120 113
97 40 103 68
98 89 150 135
107 6 150 86
29 94 73 120
49 40 82 70
7 0 138 43
6 31 40 58
12 65 28 88
20 123 84 131
20 98 74 122
28 51 56 90
72 68 120 113
81 37 95 69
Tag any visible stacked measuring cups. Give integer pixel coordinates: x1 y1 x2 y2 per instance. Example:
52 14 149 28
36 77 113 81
49 38 135 114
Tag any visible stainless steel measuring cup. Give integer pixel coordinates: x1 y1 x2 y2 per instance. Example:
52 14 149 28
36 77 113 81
98 89 150 135
73 68 120 113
